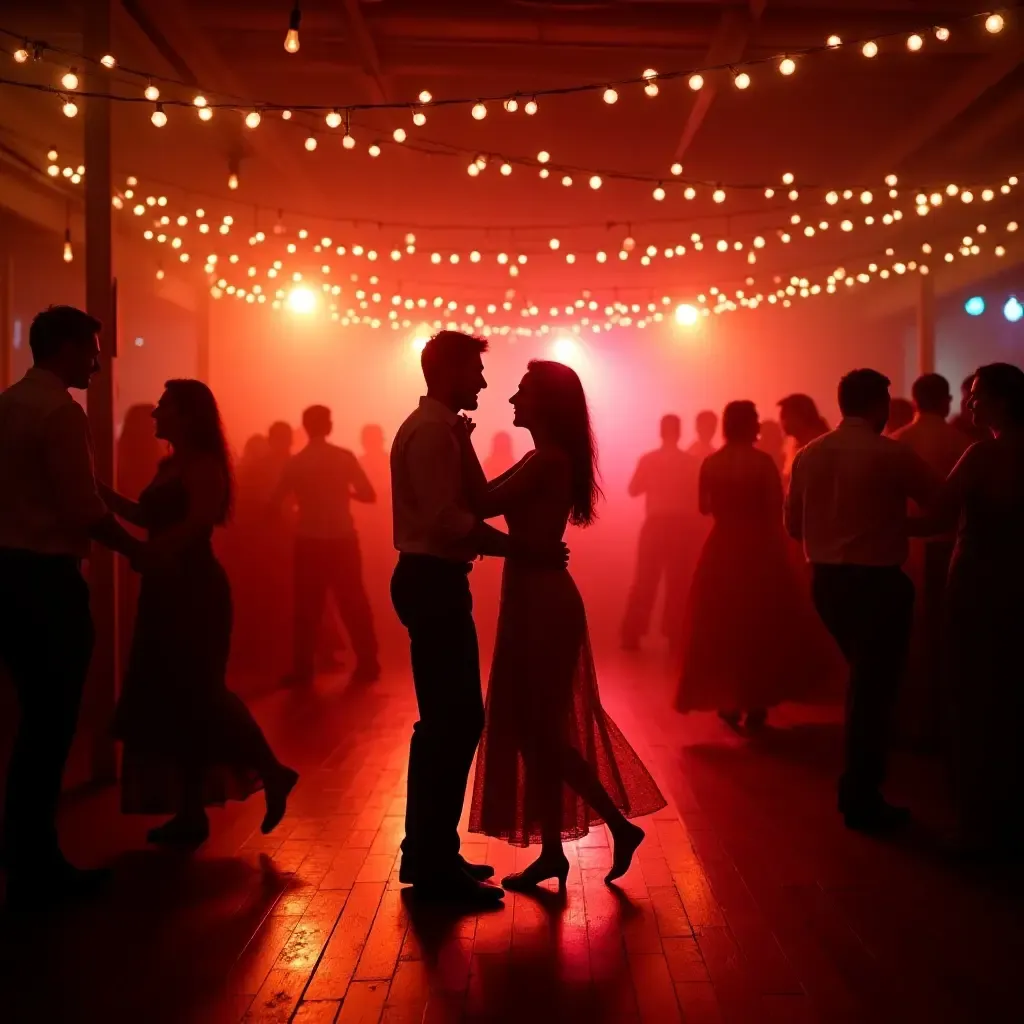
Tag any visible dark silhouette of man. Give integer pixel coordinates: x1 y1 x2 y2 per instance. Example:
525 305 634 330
950 373 991 443
885 397 915 436
0 306 139 909
273 405 380 685
621 415 700 650
688 410 718 462
786 369 939 832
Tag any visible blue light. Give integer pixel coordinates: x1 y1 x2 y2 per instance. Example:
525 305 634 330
1005 297 1023 323
965 296 986 316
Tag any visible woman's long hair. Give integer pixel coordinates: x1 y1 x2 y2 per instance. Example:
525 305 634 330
526 360 602 526
163 378 234 523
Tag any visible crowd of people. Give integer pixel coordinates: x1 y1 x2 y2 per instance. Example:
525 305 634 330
1 303 1021 914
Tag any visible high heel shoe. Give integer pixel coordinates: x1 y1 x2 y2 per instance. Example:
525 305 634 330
501 854 570 892
605 822 645 884
262 766 299 834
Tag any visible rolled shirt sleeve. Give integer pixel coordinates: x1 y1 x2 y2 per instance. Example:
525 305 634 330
405 421 476 545
43 402 108 536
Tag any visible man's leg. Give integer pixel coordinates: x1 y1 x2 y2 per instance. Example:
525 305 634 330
328 536 380 680
621 520 665 648
290 540 329 682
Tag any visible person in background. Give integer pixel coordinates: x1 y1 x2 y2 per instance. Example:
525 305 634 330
885 398 915 436
358 424 390 500
274 405 380 686
950 373 990 444
778 393 829 488
0 306 141 909
786 369 939 832
756 419 786 473
483 430 516 480
688 410 718 462
265 421 294 483
105 381 297 848
892 374 970 747
621 414 700 651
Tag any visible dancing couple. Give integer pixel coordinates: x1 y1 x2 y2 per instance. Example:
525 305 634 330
391 330 665 904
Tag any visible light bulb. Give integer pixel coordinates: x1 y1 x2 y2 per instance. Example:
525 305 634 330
198 106 213 121
537 151 550 163
782 171 794 185
304 136 317 151
368 144 380 157
907 34 923 51
393 127 407 142
418 90 433 105
504 97 519 112
713 188 726 203
524 98 538 115
653 185 665 201
885 173 898 186
549 238 560 250
13 47 29 63
281 110 292 120
228 172 239 190
603 87 618 104
827 34 842 48
935 26 950 41
100 54 116 69
151 104 167 127
325 109 342 128
245 110 261 129
623 236 636 251
413 111 426 126
61 69 79 90
562 175 573 187
63 230 73 263
468 163 480 177
501 162 512 176
985 13 1004 34
779 57 796 75
472 102 487 120
47 164 59 177
589 174 602 189
862 41 878 57
734 71 750 89
645 81 659 97
343 134 356 149
860 190 873 204
284 2 301 52
62 99 78 118
144 83 160 101
688 74 704 91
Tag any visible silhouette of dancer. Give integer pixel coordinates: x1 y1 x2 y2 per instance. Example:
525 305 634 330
950 373 991 444
390 331 566 904
483 430 516 480
274 405 380 686
0 306 141 909
756 419 786 473
469 361 666 889
620 414 700 651
786 370 938 831
688 410 718 462
676 402 837 728
921 364 1024 855
104 381 297 847
778 393 829 488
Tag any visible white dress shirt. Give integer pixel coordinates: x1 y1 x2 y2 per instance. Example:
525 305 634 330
0 368 107 557
276 440 373 541
391 397 477 561
629 446 700 518
786 418 937 567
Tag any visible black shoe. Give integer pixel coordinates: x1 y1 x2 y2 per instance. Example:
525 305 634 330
350 663 381 684
6 863 112 912
501 853 570 891
398 854 494 885
410 867 504 904
841 798 911 833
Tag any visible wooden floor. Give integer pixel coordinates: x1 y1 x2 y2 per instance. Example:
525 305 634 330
1 648 1022 1024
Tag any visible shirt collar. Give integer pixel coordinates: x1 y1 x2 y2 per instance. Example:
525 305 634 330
25 367 68 392
419 395 459 426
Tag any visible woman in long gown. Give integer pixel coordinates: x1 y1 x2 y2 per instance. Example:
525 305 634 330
102 380 298 846
468 361 666 890
923 364 1024 855
676 401 838 728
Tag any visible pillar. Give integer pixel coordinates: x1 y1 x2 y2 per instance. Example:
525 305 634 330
917 270 936 376
84 0 118 783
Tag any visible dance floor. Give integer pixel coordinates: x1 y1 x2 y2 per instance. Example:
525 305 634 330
1 650 1022 1023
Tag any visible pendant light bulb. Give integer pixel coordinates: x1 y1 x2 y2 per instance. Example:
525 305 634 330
284 2 301 53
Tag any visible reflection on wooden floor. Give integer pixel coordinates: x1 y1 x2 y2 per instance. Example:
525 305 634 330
1 653 1022 1023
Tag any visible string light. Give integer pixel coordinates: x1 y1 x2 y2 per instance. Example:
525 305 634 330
472 102 487 120
13 46 29 63
779 57 796 75
304 136 317 151
603 87 618 104
62 98 77 118
733 71 750 89
935 26 950 41
589 175 602 189
524 98 538 115
284 1 301 53
652 185 666 201
413 110 427 126
325 109 342 128
245 110 261 129
393 127 407 143
688 74 704 91
144 81 159 101
418 90 432 104
63 227 73 263
643 69 659 97
985 13 1005 33
343 132 356 149
151 104 167 127
907 34 924 51
862 41 879 57
504 97 519 112
60 68 78 90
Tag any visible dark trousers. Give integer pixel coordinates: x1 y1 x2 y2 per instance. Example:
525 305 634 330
621 515 696 643
293 536 378 676
0 550 94 872
812 564 914 804
391 554 484 874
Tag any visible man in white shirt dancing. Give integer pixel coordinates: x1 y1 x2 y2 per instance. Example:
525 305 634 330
786 369 939 832
391 331 564 904
0 306 139 909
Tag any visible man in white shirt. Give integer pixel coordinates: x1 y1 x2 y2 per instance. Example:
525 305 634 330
786 368 939 832
621 415 700 650
390 331 564 905
0 305 139 909
273 405 380 687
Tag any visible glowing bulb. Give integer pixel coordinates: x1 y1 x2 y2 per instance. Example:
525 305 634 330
986 13 1004 34
1006 297 1024 323
675 303 699 326
827 34 842 48
962 190 974 203
151 104 167 127
549 238 560 250
368 144 381 157
62 99 78 118
501 162 512 176
537 151 550 164
603 87 618 104
504 96 519 112
47 165 59 177
653 185 665 201
779 57 796 75
860 190 873 204
284 1 301 52
325 110 342 128
413 111 426 126
198 107 213 121
13 47 29 63
862 41 878 58
562 175 573 187
343 134 356 149
286 286 316 315
935 26 950 41
552 336 578 364
60 69 79 91
589 175 602 189
245 110 261 129
907 34 923 51
393 127 407 143
685 75 704 94
304 136 317 151
734 71 750 89
62 231 73 263
524 99 538 115
713 188 726 203
281 110 292 120
467 163 480 177
782 172 794 185
145 83 160 101
228 172 239 190
472 102 487 120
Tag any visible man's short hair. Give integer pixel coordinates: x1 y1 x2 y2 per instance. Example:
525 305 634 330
302 404 332 436
29 305 100 363
660 414 681 437
911 373 952 415
420 330 488 387
838 368 891 418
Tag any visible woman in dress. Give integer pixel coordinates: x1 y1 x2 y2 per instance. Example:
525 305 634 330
102 380 298 846
467 361 666 890
676 401 837 728
923 364 1024 855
